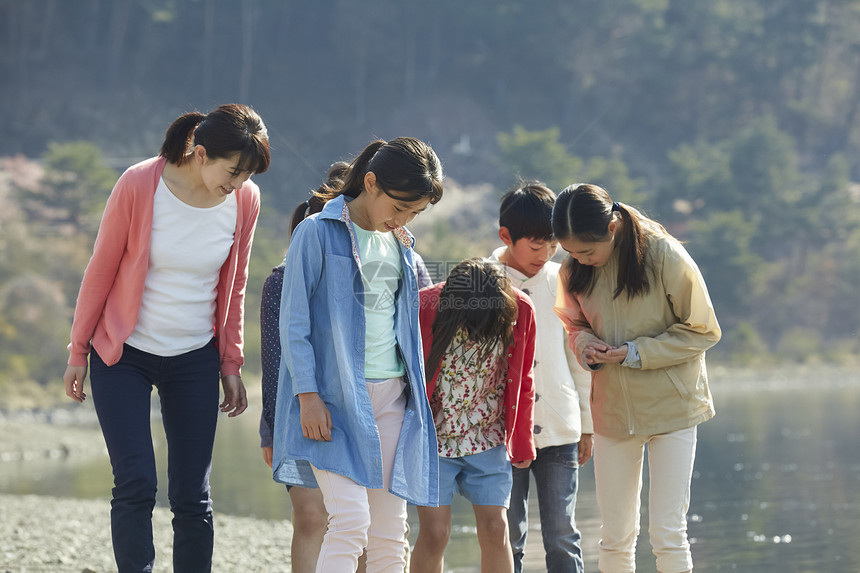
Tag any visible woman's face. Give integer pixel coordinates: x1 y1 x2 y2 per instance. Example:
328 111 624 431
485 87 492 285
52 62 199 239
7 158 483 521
198 148 252 198
558 224 617 267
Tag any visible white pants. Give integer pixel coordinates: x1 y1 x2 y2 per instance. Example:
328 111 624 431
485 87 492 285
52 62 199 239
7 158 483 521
312 377 408 573
593 427 697 573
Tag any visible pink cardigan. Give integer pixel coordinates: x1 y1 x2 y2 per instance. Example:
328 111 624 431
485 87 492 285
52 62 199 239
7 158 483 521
67 156 260 377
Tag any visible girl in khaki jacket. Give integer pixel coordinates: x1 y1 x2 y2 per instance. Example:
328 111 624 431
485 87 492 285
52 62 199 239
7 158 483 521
552 184 721 573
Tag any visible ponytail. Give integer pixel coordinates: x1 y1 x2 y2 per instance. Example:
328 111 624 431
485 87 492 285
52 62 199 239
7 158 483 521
290 195 327 236
159 112 205 165
290 202 310 235
314 141 384 203
612 202 649 299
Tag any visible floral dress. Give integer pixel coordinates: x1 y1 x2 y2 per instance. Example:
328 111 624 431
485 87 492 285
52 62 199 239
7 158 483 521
430 328 508 458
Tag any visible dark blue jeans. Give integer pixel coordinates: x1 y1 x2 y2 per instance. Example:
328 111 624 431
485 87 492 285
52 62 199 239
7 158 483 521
90 340 220 573
508 442 584 573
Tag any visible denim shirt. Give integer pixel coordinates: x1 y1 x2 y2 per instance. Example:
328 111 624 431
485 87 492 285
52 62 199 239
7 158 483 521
272 195 439 506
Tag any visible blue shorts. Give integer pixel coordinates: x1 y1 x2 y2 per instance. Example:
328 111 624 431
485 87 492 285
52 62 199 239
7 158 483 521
438 445 512 507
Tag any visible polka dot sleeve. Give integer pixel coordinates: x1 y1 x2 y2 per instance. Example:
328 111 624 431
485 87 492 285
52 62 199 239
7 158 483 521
259 266 284 447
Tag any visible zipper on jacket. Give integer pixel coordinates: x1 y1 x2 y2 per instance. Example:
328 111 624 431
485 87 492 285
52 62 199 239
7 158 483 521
619 366 635 435
611 288 636 436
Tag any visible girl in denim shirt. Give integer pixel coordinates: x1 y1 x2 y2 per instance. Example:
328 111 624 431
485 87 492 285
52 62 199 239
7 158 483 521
273 137 443 572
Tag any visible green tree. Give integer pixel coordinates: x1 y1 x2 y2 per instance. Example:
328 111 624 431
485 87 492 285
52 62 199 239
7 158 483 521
0 275 70 385
497 126 582 192
496 126 644 202
20 142 117 234
581 156 646 206
715 321 771 365
666 117 814 261
803 154 859 248
728 116 802 218
658 140 732 222
685 210 763 322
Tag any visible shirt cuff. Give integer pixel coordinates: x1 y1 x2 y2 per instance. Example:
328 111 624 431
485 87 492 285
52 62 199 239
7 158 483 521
292 375 319 395
622 341 642 369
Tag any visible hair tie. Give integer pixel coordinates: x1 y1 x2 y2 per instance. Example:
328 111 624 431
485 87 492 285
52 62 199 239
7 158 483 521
611 202 621 212
192 115 206 134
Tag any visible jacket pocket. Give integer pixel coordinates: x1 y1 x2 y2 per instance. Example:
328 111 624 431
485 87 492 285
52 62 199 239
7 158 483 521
665 366 690 398
325 254 356 301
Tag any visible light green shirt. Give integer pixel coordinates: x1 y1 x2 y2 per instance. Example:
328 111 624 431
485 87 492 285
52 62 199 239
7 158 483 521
353 224 405 379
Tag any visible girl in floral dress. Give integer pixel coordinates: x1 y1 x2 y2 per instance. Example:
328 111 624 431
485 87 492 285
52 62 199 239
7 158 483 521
412 258 537 573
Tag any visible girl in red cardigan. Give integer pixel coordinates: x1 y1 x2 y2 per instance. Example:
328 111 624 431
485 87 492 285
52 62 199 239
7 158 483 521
413 258 537 573
62 104 269 573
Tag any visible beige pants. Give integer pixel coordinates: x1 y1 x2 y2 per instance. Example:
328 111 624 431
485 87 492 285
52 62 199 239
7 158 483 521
312 377 408 573
594 427 697 573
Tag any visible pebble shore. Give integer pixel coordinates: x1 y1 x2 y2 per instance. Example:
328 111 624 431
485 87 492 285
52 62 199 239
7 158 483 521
0 493 295 573
0 407 296 573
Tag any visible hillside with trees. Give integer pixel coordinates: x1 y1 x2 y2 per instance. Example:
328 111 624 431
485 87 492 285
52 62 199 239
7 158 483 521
2 0 860 401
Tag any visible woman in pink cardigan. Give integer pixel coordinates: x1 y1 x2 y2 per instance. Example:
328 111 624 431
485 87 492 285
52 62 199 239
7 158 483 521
62 104 269 573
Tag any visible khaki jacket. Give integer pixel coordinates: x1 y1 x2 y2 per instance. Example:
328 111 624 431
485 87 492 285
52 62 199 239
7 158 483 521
554 233 721 438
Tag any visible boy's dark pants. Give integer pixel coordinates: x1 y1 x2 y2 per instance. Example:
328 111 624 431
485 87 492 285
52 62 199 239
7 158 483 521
508 443 584 573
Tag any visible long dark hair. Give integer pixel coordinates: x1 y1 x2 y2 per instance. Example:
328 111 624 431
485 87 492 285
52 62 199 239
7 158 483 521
314 137 444 205
159 103 270 174
425 258 518 383
289 161 350 234
552 183 666 299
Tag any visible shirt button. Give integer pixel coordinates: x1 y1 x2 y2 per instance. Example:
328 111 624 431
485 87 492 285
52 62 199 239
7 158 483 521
534 425 542 434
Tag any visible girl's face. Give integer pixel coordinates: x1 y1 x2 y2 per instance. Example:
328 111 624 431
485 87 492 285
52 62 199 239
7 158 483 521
558 222 617 267
360 172 431 232
196 146 252 199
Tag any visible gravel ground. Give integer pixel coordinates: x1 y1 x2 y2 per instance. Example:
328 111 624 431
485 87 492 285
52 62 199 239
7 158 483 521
0 394 608 573
0 493 295 573
0 406 296 573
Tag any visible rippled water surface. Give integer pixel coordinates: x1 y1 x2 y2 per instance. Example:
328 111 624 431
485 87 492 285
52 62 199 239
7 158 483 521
679 380 860 573
2 374 859 572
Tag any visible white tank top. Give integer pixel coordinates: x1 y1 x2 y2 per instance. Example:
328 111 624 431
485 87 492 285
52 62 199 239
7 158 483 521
125 177 237 356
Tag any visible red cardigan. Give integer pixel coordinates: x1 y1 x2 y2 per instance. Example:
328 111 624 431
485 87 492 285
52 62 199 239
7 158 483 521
419 283 537 464
67 156 260 377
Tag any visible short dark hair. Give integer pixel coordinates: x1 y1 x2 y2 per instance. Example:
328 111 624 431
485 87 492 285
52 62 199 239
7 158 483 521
499 182 556 243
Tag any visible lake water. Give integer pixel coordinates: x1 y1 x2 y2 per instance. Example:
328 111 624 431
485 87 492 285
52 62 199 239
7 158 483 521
2 370 859 572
